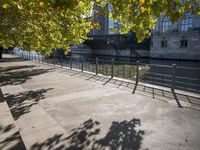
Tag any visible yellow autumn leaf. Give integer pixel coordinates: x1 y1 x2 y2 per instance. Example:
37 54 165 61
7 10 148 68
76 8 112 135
30 9 34 14
39 2 44 6
3 3 9 9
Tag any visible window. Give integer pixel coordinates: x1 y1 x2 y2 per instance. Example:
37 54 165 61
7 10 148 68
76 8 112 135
161 40 168 48
162 16 171 33
181 40 188 47
181 0 187 3
181 12 192 32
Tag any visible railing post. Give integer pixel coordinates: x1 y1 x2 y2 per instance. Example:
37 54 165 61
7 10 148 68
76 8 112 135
42 55 45 63
34 53 36 61
136 61 139 84
81 57 84 71
133 61 139 94
29 52 30 60
171 64 182 107
111 59 114 78
70 57 72 69
171 64 176 91
53 55 56 65
123 65 125 78
61 56 63 67
37 54 40 62
96 57 98 75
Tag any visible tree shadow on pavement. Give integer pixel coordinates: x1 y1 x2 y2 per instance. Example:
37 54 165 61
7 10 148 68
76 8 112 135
0 57 26 63
0 68 54 86
92 119 145 150
0 65 35 72
31 118 146 150
0 124 15 133
4 88 53 120
65 119 101 150
0 131 26 150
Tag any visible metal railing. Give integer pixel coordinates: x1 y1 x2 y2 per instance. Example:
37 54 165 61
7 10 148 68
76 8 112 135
11 50 200 95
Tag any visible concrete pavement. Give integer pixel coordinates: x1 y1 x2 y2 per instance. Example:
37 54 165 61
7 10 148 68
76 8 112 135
0 54 200 150
0 85 26 149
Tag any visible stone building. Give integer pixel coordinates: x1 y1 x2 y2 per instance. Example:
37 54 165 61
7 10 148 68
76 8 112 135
151 13 200 60
72 5 200 60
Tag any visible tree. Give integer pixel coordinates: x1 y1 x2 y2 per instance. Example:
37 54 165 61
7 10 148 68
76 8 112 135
0 0 199 58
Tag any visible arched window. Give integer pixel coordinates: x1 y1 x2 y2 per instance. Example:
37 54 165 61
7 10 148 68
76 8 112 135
181 12 192 32
162 16 171 33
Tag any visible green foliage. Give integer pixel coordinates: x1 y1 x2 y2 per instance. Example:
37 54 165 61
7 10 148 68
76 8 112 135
0 0 97 54
0 0 199 54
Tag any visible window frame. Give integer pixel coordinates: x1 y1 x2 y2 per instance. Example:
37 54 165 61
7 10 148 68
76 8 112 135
180 39 188 47
161 40 168 48
181 12 192 32
162 16 171 33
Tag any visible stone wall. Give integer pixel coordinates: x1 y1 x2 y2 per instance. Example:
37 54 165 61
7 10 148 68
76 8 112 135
71 47 149 58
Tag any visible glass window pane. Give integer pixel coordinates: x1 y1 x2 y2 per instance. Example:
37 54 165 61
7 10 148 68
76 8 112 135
181 13 192 32
162 16 171 32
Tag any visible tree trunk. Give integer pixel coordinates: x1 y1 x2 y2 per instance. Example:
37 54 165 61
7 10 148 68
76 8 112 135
0 47 3 59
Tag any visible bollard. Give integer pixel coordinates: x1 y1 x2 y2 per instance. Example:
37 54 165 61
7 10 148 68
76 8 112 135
96 57 99 75
111 59 114 78
133 61 139 94
171 64 176 91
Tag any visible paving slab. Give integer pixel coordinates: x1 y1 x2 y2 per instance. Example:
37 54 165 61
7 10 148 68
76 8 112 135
0 89 26 150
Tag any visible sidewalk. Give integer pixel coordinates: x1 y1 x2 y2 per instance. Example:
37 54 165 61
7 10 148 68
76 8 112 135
0 54 200 150
0 88 26 149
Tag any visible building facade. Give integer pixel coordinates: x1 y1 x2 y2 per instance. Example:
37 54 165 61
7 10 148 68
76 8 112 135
151 13 200 60
72 4 200 60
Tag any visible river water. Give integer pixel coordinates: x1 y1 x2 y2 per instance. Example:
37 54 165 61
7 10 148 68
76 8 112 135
72 54 200 68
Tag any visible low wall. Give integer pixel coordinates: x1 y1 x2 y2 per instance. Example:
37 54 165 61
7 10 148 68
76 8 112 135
71 48 150 58
150 50 200 60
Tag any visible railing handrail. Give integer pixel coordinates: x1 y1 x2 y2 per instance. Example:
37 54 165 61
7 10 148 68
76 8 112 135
11 50 200 96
